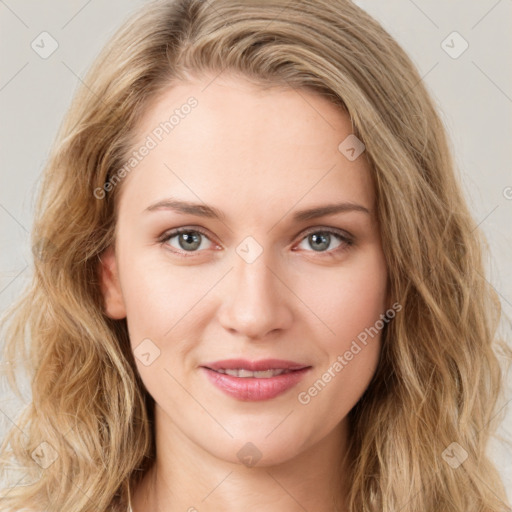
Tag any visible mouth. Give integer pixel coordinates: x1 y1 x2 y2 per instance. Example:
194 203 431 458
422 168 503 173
200 358 312 401
201 358 310 372
208 368 297 378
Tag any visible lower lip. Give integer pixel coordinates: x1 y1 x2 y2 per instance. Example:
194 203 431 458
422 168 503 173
201 367 311 401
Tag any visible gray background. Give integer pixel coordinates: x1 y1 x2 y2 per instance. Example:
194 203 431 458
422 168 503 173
1 0 511 502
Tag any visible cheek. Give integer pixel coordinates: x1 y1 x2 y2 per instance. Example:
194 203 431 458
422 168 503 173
118 250 222 375
120 261 200 396
119 247 201 336
300 249 388 352
121 266 171 346
294 249 387 414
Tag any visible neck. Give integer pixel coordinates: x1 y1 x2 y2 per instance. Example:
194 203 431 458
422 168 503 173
131 405 350 512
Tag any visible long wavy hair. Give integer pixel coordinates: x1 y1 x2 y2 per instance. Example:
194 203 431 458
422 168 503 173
1 0 510 510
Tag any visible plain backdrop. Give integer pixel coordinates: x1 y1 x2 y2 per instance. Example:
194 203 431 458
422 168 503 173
1 0 511 503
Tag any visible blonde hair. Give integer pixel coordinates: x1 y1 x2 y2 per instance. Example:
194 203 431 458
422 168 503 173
1 0 510 510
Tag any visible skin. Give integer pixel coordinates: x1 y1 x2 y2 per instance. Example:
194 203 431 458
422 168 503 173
99 73 390 512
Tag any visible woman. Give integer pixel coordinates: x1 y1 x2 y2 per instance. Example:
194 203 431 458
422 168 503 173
1 0 510 510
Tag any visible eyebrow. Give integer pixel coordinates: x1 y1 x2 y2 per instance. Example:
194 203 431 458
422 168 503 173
144 198 371 222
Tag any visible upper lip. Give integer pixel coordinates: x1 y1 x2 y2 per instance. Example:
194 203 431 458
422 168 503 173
201 359 310 371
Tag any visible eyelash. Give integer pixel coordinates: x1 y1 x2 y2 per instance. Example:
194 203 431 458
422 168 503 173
158 226 354 258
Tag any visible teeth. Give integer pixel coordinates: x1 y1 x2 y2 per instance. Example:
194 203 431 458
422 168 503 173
215 368 290 378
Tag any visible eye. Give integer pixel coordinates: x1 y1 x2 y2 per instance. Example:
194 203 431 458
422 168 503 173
294 228 354 254
158 226 354 257
159 228 215 255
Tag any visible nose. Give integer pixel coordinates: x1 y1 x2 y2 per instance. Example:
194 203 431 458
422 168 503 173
217 251 294 340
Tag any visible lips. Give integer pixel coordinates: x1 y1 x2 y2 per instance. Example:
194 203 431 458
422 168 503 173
200 358 312 401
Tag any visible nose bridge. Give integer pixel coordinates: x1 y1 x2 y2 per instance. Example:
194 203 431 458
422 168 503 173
217 240 292 338
234 251 276 302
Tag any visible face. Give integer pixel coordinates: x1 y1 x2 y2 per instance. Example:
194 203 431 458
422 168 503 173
100 73 390 466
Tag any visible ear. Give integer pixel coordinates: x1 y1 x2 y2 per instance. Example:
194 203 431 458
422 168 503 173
98 245 127 319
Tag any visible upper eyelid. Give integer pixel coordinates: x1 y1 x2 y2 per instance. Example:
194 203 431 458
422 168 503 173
297 226 353 240
159 226 217 244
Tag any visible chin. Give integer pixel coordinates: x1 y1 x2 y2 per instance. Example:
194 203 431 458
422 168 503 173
202 431 307 468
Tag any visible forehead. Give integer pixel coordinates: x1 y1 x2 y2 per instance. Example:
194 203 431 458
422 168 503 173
117 74 375 219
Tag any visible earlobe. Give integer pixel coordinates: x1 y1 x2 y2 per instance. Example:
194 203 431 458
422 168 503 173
98 245 127 319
